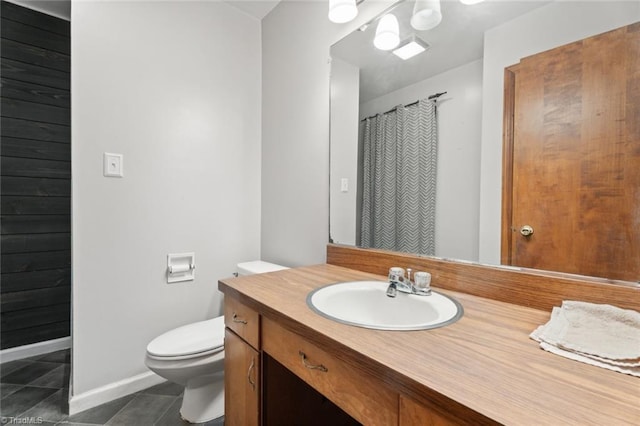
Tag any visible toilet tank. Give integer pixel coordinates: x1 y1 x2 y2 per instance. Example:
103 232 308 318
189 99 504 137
236 260 288 276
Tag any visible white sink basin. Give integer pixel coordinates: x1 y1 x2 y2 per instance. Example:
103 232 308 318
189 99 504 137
307 281 463 331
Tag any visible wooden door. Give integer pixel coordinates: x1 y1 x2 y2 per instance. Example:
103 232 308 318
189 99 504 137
224 328 260 426
502 23 640 282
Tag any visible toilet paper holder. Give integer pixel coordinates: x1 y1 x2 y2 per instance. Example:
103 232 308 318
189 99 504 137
167 252 195 283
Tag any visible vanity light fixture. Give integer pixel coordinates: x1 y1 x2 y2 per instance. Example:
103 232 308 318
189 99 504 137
328 0 358 24
392 36 430 60
460 0 485 4
411 0 442 31
374 13 400 51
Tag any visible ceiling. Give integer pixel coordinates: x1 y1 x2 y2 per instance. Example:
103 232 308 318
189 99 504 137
224 0 282 19
6 0 71 20
331 0 551 103
6 0 282 21
7 0 551 103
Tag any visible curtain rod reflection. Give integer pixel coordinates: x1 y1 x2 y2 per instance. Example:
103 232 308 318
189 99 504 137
361 91 447 122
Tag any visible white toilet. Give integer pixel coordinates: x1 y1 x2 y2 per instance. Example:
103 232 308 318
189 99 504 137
145 261 288 423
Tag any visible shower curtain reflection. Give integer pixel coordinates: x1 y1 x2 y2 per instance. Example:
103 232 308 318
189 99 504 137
359 99 438 255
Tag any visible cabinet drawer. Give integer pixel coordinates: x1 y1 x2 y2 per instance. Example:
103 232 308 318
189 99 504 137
224 296 260 349
262 317 398 426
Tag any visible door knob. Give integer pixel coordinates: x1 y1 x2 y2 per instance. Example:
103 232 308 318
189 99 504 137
520 225 534 237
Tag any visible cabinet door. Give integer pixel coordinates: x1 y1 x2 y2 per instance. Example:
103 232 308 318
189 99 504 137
225 328 260 426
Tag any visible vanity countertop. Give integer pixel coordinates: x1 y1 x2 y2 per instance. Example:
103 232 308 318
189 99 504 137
218 264 640 425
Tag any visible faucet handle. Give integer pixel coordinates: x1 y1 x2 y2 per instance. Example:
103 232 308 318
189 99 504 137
414 271 432 295
388 267 405 282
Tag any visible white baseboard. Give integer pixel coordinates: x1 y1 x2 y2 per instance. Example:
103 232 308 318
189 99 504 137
68 371 166 415
0 337 71 363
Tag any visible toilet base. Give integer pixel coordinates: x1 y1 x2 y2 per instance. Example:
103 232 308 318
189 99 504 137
180 374 224 423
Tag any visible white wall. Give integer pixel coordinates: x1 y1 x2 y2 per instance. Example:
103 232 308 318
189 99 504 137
329 57 360 246
478 0 640 265
359 59 483 261
71 0 261 402
261 0 394 266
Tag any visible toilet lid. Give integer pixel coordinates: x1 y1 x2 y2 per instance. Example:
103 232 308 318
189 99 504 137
147 316 225 358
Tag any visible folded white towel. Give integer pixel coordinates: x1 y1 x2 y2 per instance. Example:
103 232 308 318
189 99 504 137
538 342 640 377
531 301 640 377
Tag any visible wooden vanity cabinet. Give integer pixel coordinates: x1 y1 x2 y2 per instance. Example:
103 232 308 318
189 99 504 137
224 297 260 426
221 260 640 425
224 294 485 426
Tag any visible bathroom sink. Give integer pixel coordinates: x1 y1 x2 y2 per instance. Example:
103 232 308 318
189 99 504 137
307 281 463 331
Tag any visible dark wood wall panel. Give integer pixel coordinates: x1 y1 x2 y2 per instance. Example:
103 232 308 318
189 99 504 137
1 285 70 311
1 137 70 161
1 303 70 332
1 39 70 72
1 157 71 179
1 215 71 234
1 1 70 349
1 269 71 293
1 176 70 196
1 58 70 90
2 117 70 143
1 1 70 35
2 233 71 253
1 196 70 215
2 98 70 125
2 251 71 273
1 321 70 348
1 78 70 107
1 18 70 55
0 303 69 331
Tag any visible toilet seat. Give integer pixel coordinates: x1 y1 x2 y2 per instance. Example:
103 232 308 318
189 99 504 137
147 316 225 359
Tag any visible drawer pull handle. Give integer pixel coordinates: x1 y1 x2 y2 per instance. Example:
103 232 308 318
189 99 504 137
247 357 256 391
232 313 247 324
299 350 328 373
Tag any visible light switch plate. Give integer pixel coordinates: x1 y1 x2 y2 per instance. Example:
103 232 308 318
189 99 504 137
104 153 123 177
340 178 349 192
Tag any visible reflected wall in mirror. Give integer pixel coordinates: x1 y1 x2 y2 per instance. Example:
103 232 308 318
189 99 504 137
329 0 640 283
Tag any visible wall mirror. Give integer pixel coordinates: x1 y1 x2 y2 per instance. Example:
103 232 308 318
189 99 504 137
329 0 639 285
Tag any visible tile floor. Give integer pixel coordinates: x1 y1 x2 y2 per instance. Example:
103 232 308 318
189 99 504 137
0 349 224 425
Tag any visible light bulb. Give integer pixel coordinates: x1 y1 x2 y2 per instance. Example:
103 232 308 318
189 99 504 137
374 14 400 51
328 0 358 24
411 0 442 31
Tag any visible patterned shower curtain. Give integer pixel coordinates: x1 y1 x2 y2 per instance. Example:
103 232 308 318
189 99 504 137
360 99 437 256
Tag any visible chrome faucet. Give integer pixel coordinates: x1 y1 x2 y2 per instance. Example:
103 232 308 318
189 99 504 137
386 267 414 297
386 267 432 297
386 282 398 298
